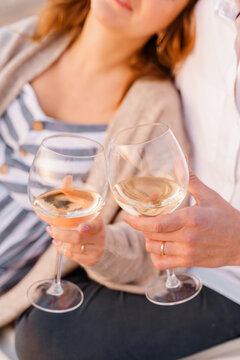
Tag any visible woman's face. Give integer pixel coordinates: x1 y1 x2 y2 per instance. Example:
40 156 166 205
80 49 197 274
91 0 189 39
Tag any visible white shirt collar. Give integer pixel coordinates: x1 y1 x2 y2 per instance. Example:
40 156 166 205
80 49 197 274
214 0 240 20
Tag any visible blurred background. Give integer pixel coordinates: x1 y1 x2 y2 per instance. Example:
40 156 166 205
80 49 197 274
0 0 45 26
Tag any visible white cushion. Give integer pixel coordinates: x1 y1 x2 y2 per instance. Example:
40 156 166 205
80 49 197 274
0 326 17 360
0 350 11 360
180 338 240 360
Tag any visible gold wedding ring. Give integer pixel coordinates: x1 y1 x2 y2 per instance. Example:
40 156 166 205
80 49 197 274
160 242 166 256
80 244 85 254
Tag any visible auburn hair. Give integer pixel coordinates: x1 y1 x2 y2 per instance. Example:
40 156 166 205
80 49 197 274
34 0 197 81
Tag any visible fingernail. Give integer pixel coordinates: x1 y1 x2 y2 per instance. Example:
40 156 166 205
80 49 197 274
80 224 90 232
46 226 53 235
52 240 57 246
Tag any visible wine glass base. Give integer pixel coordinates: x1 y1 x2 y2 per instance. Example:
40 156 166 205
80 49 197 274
146 273 202 306
27 279 84 313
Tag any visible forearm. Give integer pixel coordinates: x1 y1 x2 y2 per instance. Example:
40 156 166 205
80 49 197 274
0 244 78 328
86 222 154 285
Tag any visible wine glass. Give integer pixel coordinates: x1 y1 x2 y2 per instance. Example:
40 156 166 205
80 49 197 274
28 134 108 312
108 123 202 305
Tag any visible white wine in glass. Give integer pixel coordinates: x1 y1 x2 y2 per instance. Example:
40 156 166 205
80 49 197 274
34 188 104 228
28 134 108 313
112 176 186 217
108 123 202 306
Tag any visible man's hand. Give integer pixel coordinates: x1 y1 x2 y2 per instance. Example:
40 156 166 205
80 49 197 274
124 171 240 270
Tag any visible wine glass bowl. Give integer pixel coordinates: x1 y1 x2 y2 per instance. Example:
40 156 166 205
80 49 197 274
108 123 202 305
28 134 108 312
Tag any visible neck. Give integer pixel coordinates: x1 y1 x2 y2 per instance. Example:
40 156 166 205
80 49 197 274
66 11 149 74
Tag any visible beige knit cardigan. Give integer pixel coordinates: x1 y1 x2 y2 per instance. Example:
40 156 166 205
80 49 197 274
0 17 191 296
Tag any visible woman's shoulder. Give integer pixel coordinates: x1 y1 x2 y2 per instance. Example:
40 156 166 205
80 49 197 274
0 16 37 38
0 16 38 62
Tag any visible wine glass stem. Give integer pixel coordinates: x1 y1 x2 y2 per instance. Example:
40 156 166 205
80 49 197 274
166 269 181 289
47 243 65 296
55 247 64 286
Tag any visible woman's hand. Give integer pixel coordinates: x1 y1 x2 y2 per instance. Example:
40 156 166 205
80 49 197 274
124 171 240 270
47 215 106 267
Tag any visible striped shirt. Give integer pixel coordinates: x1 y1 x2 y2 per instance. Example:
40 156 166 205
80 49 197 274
0 83 107 294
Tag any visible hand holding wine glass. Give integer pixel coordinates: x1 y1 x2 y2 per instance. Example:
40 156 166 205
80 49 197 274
125 169 240 269
108 123 202 305
28 134 108 312
48 214 106 267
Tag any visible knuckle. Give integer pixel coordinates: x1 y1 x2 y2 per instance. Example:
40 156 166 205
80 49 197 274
73 255 85 265
184 230 195 245
51 231 62 242
153 261 162 271
71 232 82 244
143 232 150 239
85 258 98 267
188 211 203 228
65 243 72 251
153 219 162 233
145 240 152 253
177 258 190 268
189 171 197 183
184 245 194 259
180 207 190 222
176 209 188 227
64 250 72 259
151 255 162 270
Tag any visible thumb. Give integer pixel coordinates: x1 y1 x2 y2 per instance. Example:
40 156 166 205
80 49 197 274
188 168 213 206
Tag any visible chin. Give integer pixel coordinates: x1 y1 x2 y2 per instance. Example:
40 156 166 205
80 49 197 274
90 0 128 30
